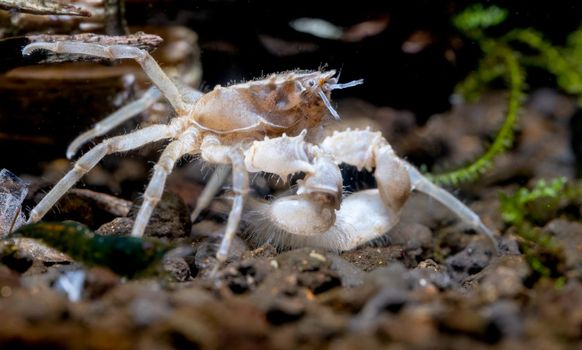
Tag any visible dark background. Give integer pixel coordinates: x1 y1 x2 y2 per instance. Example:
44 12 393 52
126 0 582 122
1 0 581 173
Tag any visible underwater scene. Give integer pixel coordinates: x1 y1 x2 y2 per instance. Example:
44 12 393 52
0 1 581 349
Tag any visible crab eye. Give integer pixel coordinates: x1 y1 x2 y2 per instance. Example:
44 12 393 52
295 82 306 93
307 79 316 87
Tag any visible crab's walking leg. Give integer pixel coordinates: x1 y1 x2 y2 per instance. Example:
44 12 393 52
405 165 499 254
67 86 163 159
27 120 185 224
175 82 204 104
132 129 200 237
22 42 188 114
218 154 247 262
200 136 249 264
190 165 231 222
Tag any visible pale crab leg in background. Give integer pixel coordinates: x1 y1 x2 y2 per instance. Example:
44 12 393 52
27 121 185 224
190 165 231 222
67 86 162 159
67 84 204 159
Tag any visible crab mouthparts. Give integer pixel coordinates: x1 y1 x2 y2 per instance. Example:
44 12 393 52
318 89 341 120
318 78 363 120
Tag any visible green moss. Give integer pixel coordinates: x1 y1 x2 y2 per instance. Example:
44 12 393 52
429 44 524 186
499 178 566 226
452 4 508 35
428 5 582 186
498 178 574 280
504 29 582 104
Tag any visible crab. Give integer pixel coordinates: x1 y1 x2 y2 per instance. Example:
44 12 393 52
21 39 498 267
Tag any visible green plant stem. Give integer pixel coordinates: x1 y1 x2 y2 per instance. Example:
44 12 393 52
429 45 524 185
454 54 506 102
503 29 582 100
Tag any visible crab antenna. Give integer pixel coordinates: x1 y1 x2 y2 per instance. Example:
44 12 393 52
318 89 341 120
330 79 364 90
336 65 343 82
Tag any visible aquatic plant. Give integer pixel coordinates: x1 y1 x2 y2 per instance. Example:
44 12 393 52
498 178 582 281
430 5 582 185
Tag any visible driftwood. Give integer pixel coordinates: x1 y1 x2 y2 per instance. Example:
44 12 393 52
25 32 163 64
0 32 162 72
0 0 90 16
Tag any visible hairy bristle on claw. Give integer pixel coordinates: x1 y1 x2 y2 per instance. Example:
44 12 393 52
317 89 340 120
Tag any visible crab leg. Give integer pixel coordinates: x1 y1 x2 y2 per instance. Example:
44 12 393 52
131 129 199 237
28 119 186 224
200 136 249 264
175 81 204 104
405 165 498 253
218 152 247 262
67 86 162 159
190 165 231 222
22 42 188 114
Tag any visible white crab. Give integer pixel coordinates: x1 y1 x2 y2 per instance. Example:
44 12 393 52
22 39 497 265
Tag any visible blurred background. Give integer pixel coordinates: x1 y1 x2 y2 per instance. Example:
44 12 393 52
126 0 582 119
0 0 580 177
